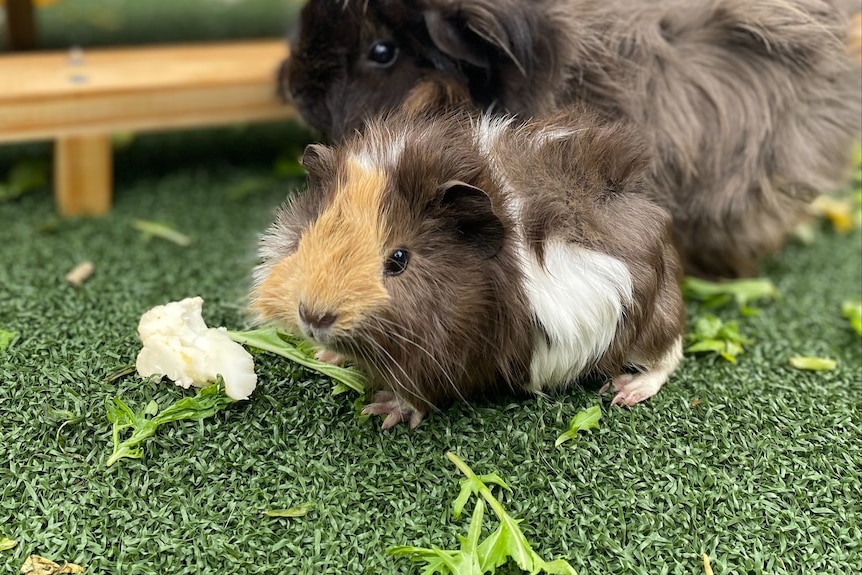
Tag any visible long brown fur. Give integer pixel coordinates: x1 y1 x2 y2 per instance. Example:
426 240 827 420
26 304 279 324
251 109 684 425
253 112 533 415
500 113 685 376
281 0 861 279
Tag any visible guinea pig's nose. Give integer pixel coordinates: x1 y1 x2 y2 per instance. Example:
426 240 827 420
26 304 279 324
298 303 337 330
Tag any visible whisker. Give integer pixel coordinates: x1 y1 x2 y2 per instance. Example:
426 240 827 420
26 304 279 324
370 317 469 405
360 328 441 412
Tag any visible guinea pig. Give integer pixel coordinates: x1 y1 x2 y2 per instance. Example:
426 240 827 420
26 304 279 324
280 0 862 280
250 108 685 429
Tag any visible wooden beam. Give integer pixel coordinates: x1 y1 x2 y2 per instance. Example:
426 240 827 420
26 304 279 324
0 39 294 216
0 40 293 143
54 135 112 217
5 0 37 51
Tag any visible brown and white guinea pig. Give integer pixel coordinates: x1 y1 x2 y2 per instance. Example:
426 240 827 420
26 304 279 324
279 0 862 280
250 109 685 429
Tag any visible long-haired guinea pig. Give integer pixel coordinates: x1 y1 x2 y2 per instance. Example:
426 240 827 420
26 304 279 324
250 109 685 429
280 0 862 280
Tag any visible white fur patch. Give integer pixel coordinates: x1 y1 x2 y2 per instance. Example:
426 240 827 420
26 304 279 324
533 127 577 147
475 115 515 157
522 240 634 391
474 114 633 391
253 205 302 288
475 115 517 201
353 132 406 171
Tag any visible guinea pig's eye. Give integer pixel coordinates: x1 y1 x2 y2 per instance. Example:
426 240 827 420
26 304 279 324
384 248 410 276
368 40 398 67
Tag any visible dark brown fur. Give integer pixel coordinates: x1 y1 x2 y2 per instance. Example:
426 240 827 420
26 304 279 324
254 109 684 420
353 120 532 412
282 0 862 279
500 114 685 376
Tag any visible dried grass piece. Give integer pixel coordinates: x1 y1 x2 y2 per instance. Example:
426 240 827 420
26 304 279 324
20 554 85 574
65 261 94 287
702 553 714 575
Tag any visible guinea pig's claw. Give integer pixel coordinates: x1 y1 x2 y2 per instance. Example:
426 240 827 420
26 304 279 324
362 392 425 430
408 410 424 429
381 412 403 430
611 390 645 407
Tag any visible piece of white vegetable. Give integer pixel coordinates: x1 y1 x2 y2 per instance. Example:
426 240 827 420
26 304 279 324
135 297 257 400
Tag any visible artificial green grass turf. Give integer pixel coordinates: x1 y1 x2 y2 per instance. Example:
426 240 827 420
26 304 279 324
1 126 861 575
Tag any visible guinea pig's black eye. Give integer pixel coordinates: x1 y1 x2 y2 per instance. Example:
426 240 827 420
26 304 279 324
368 40 398 67
384 248 410 276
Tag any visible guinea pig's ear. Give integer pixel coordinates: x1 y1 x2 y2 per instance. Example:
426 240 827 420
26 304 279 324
422 0 531 75
423 11 490 69
439 180 505 259
300 144 335 181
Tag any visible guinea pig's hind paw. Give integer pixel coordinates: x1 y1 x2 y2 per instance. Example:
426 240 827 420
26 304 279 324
361 392 425 430
601 339 682 406
601 373 661 407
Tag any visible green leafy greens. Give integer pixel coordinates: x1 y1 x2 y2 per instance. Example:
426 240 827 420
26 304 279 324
106 382 233 467
0 159 49 203
0 329 16 353
389 452 577 575
227 327 366 395
556 405 601 447
263 503 315 518
842 299 862 336
132 219 193 246
273 154 307 179
788 356 837 371
682 277 778 316
224 176 277 201
685 314 751 363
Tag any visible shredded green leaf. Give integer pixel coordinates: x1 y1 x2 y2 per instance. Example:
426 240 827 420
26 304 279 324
273 152 307 179
106 382 233 467
132 219 193 246
388 452 577 575
104 364 136 383
227 327 366 395
46 406 86 448
45 406 78 423
556 405 601 447
0 159 49 203
788 356 837 371
685 314 751 363
224 176 276 200
263 503 314 518
842 299 862 336
111 131 136 150
331 382 352 396
682 277 778 315
0 329 16 352
0 537 17 551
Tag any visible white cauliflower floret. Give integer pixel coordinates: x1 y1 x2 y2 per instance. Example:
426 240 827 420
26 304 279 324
135 297 257 400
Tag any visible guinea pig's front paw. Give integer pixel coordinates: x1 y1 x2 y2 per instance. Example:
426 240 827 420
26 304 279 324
361 391 425 430
314 349 345 365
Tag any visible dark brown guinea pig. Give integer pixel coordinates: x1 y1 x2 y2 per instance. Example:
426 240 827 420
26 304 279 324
250 109 685 429
280 0 862 280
